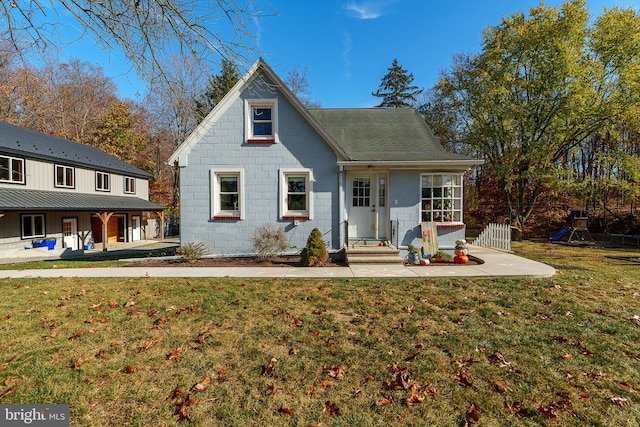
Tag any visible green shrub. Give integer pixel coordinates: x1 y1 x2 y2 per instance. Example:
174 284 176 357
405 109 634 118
176 241 210 263
252 223 289 260
300 228 329 267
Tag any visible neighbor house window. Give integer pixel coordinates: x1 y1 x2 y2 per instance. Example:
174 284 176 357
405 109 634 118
96 171 110 192
0 155 25 184
55 164 75 188
124 176 136 194
211 169 244 220
22 214 45 239
280 169 313 220
245 99 278 143
421 174 463 223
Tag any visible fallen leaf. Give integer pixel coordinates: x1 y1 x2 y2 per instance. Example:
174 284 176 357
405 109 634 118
323 401 340 417
139 341 154 352
560 353 572 360
406 393 424 406
217 367 230 376
491 381 512 393
167 346 183 361
68 330 84 340
261 358 277 377
95 349 105 358
108 301 119 308
464 404 480 425
614 381 635 393
289 347 298 356
166 385 185 402
124 300 137 307
277 407 294 416
452 371 474 388
190 377 210 393
89 402 100 411
90 303 102 311
72 355 86 369
320 380 335 389
610 397 628 407
323 365 344 379
376 394 394 406
0 384 17 401
124 365 137 374
266 384 277 396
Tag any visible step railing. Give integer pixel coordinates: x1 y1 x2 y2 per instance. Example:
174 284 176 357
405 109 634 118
473 223 512 252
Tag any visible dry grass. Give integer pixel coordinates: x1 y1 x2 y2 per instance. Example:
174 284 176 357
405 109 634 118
0 241 639 426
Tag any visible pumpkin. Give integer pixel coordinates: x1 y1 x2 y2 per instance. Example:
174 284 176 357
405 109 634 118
454 255 469 264
454 248 469 256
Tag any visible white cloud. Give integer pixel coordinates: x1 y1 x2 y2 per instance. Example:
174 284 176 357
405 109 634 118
344 1 387 20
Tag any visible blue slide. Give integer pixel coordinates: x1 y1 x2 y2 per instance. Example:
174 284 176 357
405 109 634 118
548 227 572 242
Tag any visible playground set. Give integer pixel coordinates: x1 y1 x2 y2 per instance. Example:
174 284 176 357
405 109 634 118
548 210 595 244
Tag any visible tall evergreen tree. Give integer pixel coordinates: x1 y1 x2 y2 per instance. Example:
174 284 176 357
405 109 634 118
372 59 423 108
195 59 240 122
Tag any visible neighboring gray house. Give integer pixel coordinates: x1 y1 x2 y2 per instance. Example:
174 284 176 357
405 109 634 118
168 58 482 260
0 122 165 258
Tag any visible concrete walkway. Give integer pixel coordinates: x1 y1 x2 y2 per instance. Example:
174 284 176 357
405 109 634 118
0 245 555 279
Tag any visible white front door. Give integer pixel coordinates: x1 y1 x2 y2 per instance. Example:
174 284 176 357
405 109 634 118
132 216 141 241
63 218 78 250
347 173 388 239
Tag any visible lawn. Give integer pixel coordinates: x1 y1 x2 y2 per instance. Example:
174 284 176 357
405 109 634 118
0 241 638 426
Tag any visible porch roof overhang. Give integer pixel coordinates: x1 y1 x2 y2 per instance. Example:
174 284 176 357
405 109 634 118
0 188 165 212
337 159 484 171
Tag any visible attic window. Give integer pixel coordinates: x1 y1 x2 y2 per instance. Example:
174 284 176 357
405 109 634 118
245 99 278 143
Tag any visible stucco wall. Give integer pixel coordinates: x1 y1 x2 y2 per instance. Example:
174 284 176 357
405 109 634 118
178 75 340 256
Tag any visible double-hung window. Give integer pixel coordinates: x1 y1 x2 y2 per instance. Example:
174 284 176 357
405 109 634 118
96 171 110 192
124 176 136 194
0 154 25 184
22 214 45 239
281 169 313 220
245 99 278 143
211 169 244 220
55 165 75 188
421 174 463 223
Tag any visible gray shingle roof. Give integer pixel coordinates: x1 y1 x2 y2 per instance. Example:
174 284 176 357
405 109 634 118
0 188 164 211
0 122 153 179
308 108 474 162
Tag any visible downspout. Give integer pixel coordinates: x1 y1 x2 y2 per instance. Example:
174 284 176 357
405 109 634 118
338 166 344 249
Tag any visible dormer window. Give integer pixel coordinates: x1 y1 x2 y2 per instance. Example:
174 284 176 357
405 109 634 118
245 99 278 143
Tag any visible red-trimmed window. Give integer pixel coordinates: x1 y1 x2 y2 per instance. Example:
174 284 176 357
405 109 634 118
280 169 313 221
211 169 244 220
245 99 278 143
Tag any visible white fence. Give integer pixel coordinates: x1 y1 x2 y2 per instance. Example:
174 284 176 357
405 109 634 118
473 223 512 252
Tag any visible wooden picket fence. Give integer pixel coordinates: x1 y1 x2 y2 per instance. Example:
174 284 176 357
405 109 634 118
473 223 512 252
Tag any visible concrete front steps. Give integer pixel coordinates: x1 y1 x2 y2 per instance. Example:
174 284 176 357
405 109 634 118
345 240 404 265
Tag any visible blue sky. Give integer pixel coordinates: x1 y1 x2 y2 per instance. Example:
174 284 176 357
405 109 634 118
60 0 639 107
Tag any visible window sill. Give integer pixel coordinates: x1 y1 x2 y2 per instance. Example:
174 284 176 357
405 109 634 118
213 215 241 221
246 138 276 144
283 215 309 221
435 223 465 229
